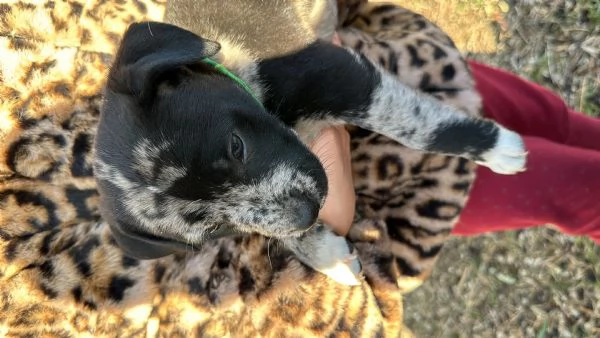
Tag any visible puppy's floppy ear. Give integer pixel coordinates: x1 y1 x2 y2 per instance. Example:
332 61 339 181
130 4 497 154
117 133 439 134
108 21 220 105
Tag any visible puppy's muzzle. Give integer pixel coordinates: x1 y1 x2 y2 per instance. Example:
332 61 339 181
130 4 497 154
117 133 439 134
286 190 321 231
293 199 320 230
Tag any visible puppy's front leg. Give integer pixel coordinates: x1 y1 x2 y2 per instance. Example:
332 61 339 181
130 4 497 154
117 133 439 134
258 41 526 174
281 223 362 286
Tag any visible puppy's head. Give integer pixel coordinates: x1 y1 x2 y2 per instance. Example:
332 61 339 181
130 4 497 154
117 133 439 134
95 22 327 259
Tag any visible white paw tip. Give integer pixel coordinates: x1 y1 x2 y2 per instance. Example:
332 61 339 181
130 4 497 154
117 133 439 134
318 257 362 286
478 127 528 175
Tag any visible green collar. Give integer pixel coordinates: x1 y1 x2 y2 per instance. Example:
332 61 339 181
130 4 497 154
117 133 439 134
202 58 263 107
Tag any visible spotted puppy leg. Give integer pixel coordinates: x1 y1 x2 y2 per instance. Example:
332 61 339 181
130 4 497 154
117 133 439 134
260 42 527 175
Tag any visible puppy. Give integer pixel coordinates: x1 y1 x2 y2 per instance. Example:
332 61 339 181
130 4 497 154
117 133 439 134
95 0 527 285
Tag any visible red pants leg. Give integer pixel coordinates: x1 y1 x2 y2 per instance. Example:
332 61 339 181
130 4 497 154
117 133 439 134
455 136 600 243
467 61 600 150
453 61 600 243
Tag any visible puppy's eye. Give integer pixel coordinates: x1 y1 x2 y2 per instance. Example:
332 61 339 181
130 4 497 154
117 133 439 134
230 133 245 162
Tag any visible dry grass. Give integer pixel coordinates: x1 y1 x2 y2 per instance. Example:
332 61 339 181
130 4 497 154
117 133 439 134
384 0 508 53
398 0 600 337
470 0 600 117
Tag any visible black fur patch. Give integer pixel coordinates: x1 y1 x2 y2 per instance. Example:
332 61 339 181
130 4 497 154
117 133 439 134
442 64 456 82
39 260 55 279
180 209 209 225
65 188 98 220
406 44 426 67
71 133 94 177
388 48 399 74
154 264 166 283
259 41 380 125
353 39 364 50
395 256 421 277
216 247 232 269
452 181 471 193
108 275 136 301
40 230 58 255
419 73 431 89
455 158 472 175
83 300 97 310
433 45 448 60
416 199 461 221
187 277 206 295
354 153 371 162
39 283 58 299
238 266 255 296
412 178 438 189
373 254 398 284
68 236 101 277
387 217 451 237
121 255 139 268
0 229 10 241
427 119 498 156
4 239 20 261
71 286 83 302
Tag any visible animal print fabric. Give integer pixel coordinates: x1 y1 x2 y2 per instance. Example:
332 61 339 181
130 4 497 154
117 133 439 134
338 0 482 291
0 0 479 336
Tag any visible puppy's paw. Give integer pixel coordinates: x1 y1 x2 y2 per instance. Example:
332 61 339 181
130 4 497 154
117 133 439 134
313 233 362 286
282 224 362 286
476 126 527 174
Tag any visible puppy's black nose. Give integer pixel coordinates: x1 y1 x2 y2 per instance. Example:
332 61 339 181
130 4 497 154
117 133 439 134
295 200 320 229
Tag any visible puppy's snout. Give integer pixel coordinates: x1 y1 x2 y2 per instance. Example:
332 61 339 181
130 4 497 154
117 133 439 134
289 191 320 229
294 199 320 229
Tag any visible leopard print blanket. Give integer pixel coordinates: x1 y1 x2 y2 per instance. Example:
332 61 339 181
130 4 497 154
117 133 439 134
0 0 480 336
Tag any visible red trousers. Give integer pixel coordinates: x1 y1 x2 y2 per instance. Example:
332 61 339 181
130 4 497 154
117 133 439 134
453 61 600 243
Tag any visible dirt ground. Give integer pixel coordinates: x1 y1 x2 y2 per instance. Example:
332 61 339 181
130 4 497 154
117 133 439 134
397 1 600 337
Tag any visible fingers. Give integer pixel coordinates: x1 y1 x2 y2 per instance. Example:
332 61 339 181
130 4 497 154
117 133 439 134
309 126 356 236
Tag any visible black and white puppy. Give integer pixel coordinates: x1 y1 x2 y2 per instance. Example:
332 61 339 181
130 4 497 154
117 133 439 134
95 0 526 285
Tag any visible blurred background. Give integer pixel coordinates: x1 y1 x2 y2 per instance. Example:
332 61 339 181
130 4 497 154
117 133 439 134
396 1 600 337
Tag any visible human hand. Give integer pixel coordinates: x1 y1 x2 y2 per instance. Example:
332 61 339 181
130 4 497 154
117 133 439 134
309 125 356 236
